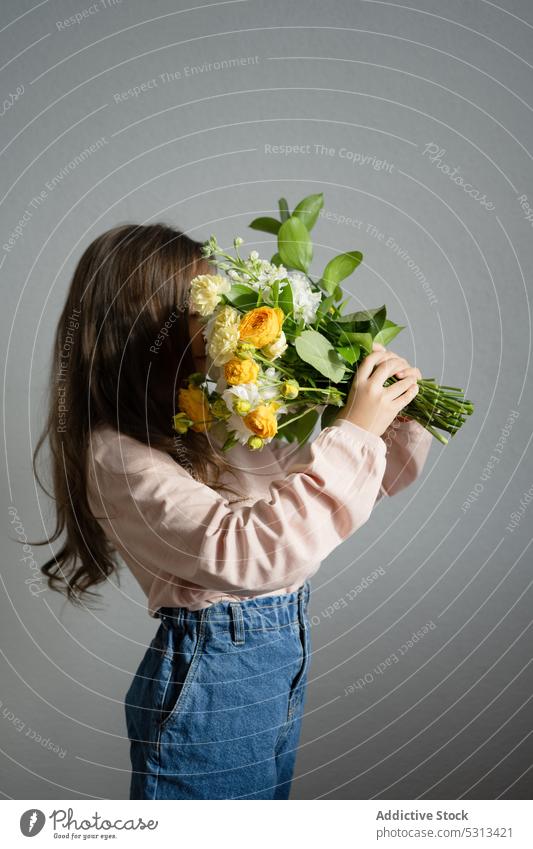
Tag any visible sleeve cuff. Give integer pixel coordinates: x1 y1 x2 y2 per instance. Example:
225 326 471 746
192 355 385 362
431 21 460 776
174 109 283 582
392 416 432 443
330 417 387 455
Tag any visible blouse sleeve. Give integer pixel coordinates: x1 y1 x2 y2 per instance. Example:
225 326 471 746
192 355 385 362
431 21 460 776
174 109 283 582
268 417 432 501
374 417 433 500
87 419 388 596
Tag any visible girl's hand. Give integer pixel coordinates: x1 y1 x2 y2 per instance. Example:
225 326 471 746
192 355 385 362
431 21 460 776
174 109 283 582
372 342 421 423
335 341 420 437
371 342 421 382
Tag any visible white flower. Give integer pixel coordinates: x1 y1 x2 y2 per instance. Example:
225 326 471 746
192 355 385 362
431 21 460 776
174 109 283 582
222 381 261 412
228 413 256 445
287 271 322 323
256 260 288 292
205 305 241 365
189 273 231 317
221 254 288 302
256 366 278 396
221 371 289 444
261 330 288 360
222 383 261 445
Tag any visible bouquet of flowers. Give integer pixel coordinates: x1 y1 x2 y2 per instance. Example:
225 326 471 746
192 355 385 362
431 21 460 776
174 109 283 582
173 191 473 451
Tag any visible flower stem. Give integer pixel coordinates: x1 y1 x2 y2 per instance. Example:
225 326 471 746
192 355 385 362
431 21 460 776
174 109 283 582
277 404 321 430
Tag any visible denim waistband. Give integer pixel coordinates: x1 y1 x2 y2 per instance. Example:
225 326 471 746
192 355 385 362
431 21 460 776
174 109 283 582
156 580 311 637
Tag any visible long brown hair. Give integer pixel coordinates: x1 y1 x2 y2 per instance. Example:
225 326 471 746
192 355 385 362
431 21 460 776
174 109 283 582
32 223 244 608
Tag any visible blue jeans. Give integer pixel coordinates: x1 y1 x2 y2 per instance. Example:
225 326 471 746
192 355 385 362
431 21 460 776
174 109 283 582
124 580 311 799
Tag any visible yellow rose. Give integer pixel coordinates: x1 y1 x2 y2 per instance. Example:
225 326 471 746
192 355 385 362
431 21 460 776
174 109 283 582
224 357 260 385
239 306 284 348
243 402 278 439
178 385 213 433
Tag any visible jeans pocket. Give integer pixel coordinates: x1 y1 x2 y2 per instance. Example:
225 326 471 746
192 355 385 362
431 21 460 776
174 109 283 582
125 636 164 740
157 625 206 732
288 619 311 710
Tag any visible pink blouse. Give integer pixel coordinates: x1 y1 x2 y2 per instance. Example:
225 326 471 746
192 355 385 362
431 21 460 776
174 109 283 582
86 417 432 616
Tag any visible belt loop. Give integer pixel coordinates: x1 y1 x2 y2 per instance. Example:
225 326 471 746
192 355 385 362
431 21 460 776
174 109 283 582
158 608 169 630
229 602 245 645
159 607 183 629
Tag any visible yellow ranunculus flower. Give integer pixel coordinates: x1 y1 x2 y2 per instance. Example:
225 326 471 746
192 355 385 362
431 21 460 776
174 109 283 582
178 385 213 433
224 357 260 385
243 402 278 439
238 306 284 348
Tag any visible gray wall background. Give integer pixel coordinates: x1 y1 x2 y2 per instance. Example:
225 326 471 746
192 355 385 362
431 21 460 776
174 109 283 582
1 0 532 800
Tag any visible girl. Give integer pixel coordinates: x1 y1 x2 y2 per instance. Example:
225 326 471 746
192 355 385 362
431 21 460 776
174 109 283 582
34 222 432 800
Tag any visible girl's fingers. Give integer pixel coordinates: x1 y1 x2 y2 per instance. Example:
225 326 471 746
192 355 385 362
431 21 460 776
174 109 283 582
379 350 409 372
357 349 396 380
370 357 410 384
383 350 420 379
380 349 420 378
393 382 420 412
385 375 418 399
395 365 422 380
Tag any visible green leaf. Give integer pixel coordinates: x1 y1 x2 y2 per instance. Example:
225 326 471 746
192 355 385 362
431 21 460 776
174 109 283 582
337 344 360 365
225 284 258 311
359 305 387 335
336 329 372 353
316 292 337 319
278 280 294 316
294 329 346 381
337 328 360 344
249 216 281 235
292 193 324 231
270 252 283 266
277 216 313 273
318 251 363 295
337 297 350 312
278 197 290 222
373 320 405 346
336 304 387 325
222 430 239 451
350 332 373 353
